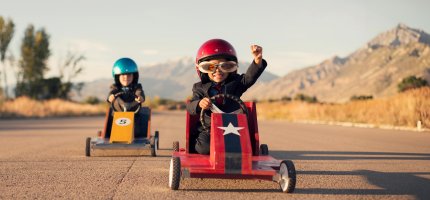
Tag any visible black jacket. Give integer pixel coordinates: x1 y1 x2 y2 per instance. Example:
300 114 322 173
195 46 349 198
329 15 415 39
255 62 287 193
107 83 145 103
187 59 267 116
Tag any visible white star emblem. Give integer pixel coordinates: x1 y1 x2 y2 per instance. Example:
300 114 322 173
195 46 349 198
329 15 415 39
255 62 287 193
218 122 244 136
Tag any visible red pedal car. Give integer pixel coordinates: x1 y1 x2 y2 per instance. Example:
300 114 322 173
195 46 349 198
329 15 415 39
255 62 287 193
169 94 296 192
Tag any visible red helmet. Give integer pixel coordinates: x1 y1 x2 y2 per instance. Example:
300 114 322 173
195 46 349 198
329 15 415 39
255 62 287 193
195 39 237 64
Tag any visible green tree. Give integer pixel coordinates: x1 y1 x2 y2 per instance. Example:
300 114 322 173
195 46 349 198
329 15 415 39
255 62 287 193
397 75 428 92
16 25 51 99
57 51 86 100
0 16 15 99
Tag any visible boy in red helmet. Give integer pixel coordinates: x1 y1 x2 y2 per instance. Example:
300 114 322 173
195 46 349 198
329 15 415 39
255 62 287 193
187 39 267 155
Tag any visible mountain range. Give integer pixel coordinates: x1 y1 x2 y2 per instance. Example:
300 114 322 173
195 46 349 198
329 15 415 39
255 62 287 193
243 24 430 102
78 58 278 101
79 24 430 103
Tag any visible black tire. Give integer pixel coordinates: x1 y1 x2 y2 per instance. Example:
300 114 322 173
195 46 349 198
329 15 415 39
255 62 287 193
173 141 179 152
260 144 269 155
279 160 296 193
169 157 181 190
85 137 91 157
155 131 160 150
150 136 157 157
149 135 157 157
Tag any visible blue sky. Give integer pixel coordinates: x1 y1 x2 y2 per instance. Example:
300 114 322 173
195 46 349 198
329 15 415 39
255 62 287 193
1 0 429 83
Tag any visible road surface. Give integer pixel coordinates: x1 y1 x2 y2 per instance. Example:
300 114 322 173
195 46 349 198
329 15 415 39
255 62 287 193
1 111 430 199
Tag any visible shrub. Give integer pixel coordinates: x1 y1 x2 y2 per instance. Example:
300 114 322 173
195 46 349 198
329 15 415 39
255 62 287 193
398 75 428 92
294 93 318 103
268 98 277 103
350 95 373 101
281 96 292 102
84 96 101 105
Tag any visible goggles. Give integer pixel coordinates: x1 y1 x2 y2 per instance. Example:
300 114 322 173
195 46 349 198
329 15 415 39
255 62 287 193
197 61 238 73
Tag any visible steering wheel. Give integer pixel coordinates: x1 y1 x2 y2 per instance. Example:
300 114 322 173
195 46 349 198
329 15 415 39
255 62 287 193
199 94 248 132
111 92 141 113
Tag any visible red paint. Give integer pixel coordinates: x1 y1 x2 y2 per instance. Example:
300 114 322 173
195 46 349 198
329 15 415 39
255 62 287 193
210 113 226 171
177 102 281 180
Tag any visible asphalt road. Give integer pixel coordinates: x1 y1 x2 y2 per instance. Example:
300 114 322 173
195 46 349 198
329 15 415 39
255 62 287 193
1 111 430 200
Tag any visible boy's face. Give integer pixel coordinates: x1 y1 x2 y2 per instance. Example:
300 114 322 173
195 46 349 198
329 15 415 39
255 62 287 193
119 73 133 86
207 58 229 83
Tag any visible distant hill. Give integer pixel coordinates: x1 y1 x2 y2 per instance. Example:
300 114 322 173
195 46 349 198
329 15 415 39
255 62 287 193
243 24 430 102
78 57 278 101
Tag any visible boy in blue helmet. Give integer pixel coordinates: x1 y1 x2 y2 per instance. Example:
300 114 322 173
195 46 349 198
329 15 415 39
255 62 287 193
107 57 145 107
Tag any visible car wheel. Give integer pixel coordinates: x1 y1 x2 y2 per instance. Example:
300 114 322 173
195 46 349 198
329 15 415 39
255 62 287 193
169 157 181 190
260 144 269 155
173 141 179 152
155 131 160 150
279 160 296 193
85 137 91 157
150 136 157 157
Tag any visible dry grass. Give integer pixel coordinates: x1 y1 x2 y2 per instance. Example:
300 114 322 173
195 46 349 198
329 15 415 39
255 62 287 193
0 96 106 118
1 88 429 129
257 87 430 128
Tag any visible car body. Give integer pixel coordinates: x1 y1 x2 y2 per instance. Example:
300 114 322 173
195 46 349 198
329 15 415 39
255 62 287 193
169 101 296 192
85 106 159 157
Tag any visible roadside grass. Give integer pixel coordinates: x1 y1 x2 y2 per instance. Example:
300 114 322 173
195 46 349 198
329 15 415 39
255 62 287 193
257 87 430 129
0 96 106 118
0 95 186 119
1 88 429 129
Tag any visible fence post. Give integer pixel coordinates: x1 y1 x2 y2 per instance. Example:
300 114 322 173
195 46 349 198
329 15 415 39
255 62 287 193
417 120 422 131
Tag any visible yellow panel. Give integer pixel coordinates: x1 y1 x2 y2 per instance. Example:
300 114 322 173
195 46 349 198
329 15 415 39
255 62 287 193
110 112 135 144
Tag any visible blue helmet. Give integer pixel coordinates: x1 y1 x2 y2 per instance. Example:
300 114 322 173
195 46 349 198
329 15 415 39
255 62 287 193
112 57 138 77
112 57 139 85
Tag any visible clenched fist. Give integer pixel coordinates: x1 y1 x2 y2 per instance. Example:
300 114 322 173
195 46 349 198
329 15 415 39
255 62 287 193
251 45 263 65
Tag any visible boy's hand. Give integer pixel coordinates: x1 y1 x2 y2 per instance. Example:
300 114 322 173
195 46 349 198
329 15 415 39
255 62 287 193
108 94 115 103
251 45 263 66
135 96 144 103
199 98 212 110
